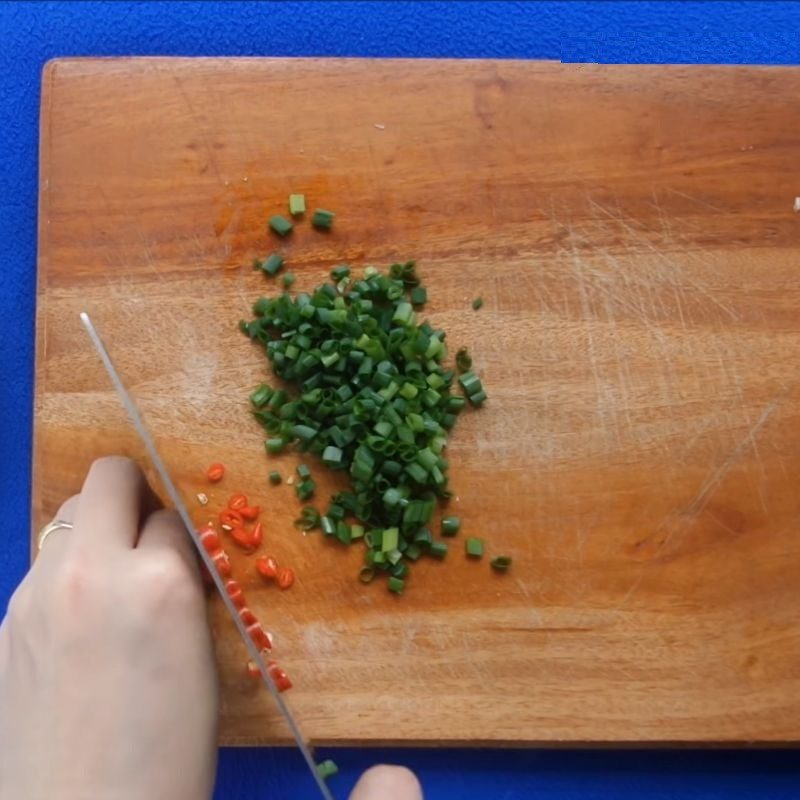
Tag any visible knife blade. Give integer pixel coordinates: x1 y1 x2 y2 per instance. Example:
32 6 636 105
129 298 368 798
80 312 335 800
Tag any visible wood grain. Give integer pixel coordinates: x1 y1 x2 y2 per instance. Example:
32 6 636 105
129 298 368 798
35 58 800 745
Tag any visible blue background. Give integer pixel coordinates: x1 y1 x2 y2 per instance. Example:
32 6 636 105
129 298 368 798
1 2 799 797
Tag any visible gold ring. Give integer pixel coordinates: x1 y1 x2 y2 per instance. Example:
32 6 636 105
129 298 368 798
38 519 73 551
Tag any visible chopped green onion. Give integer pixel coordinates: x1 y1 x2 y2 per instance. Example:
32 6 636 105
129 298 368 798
358 566 375 583
331 264 351 281
241 260 488 592
265 437 285 454
441 516 461 536
465 537 484 558
429 541 448 558
472 297 483 311
296 478 316 501
282 272 296 289
410 286 427 306
250 384 273 407
321 516 336 536
458 371 482 396
490 555 512 572
468 389 487 407
312 208 335 229
258 253 284 276
455 347 472 373
269 215 293 236
294 506 321 531
381 527 399 552
269 470 282 485
316 759 339 780
322 445 344 468
387 576 405 594
288 194 306 215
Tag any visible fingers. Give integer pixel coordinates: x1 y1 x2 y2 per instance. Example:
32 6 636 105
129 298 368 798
34 495 81 566
136 508 198 575
55 495 80 524
73 457 148 551
349 766 422 800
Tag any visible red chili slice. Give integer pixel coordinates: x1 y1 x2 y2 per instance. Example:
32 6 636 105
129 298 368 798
256 555 278 580
228 493 248 510
277 566 295 590
225 580 246 609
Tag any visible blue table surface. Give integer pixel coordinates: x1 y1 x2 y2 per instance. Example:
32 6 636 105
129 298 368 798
1 2 799 797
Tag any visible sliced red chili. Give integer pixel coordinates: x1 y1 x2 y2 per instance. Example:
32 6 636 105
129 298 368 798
277 566 295 590
219 509 244 528
206 463 225 482
256 555 278 580
268 662 292 692
198 525 221 554
246 621 271 651
225 580 246 609
239 607 257 626
239 505 261 521
249 522 263 549
230 526 255 552
228 493 248 510
211 549 231 577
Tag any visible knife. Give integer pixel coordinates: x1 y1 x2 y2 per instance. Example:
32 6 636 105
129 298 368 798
80 312 335 800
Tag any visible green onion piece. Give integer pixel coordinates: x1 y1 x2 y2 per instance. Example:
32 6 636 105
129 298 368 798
265 437 285 454
250 384 273 407
297 464 311 479
472 297 484 311
358 566 375 584
322 445 344 468
311 208 335 229
413 528 433 548
316 759 339 780
351 524 365 540
336 522 352 544
410 286 427 306
391 562 409 579
468 389 487 407
455 347 472 373
441 516 461 536
405 543 422 561
381 527 399 552
458 371 481 394
258 253 285 276
321 516 336 536
490 555 512 572
288 194 306 216
291 424 317 441
465 537 484 558
269 470 282 485
331 264 351 281
387 576 405 594
282 272 296 289
269 215 293 236
294 506 321 531
296 478 316 501
429 541 448 558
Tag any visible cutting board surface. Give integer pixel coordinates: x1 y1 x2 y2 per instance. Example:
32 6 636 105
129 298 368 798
35 58 800 745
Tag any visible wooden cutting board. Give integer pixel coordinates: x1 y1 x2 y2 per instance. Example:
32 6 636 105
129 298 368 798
34 58 800 745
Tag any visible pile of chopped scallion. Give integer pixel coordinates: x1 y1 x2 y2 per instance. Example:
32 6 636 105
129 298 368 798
240 245 490 593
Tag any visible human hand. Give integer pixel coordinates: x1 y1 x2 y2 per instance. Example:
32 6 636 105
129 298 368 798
350 765 423 799
0 456 218 800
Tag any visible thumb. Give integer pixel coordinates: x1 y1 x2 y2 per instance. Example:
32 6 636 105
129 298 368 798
349 765 423 800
